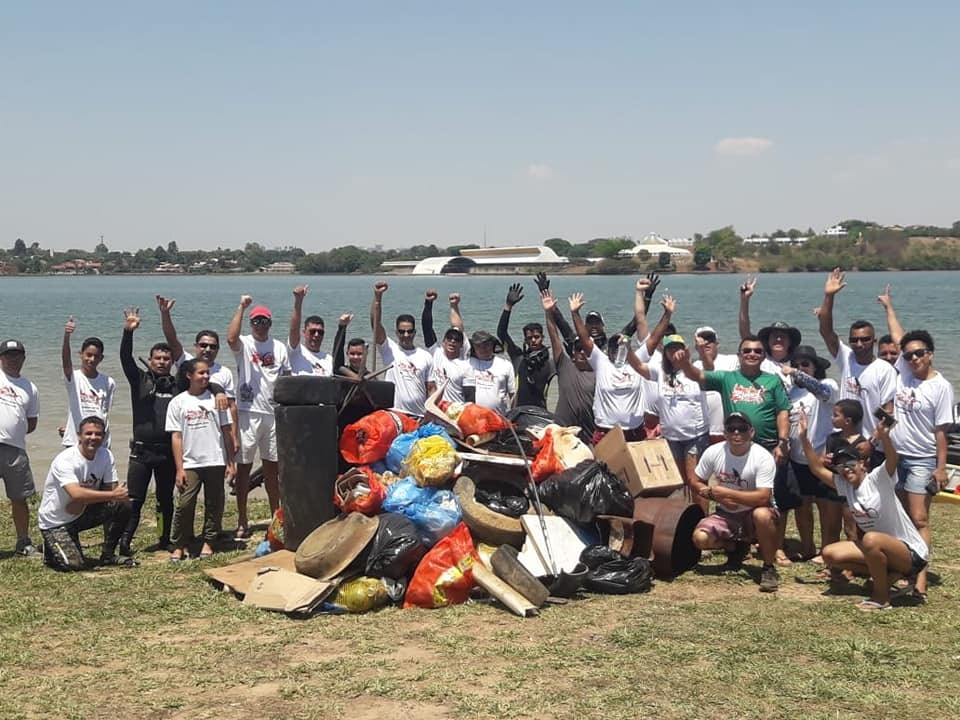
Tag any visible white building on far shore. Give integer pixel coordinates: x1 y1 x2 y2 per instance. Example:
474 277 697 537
618 233 692 258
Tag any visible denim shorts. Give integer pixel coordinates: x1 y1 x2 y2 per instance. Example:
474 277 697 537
896 455 937 495
667 434 710 465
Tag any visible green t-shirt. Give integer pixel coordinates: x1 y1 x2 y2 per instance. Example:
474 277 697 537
703 369 791 446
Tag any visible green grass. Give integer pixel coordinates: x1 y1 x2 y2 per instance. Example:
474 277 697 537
2 496 960 720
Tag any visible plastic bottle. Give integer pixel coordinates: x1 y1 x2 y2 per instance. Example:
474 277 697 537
614 335 630 367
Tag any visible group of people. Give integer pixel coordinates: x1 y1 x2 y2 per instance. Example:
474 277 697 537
0 272 954 611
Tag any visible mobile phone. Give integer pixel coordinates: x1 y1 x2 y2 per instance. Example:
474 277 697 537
925 476 940 496
873 407 897 429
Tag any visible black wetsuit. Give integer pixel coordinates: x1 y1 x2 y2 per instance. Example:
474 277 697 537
497 309 555 408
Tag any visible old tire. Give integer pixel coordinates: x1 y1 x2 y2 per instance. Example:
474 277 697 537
454 475 525 548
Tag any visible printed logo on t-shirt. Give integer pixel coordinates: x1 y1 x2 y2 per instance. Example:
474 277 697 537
184 406 215 429
730 383 766 404
83 472 102 489
849 504 879 529
252 351 275 368
894 387 921 413
844 375 863 396
79 388 107 412
0 385 19 407
716 468 747 487
395 359 419 378
609 369 635 387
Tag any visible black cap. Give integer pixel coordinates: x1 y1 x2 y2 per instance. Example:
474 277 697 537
443 327 464 341
724 412 753 429
0 339 25 355
758 321 802 351
791 344 831 372
585 310 605 325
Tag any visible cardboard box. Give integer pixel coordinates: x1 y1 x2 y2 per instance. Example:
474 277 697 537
593 428 684 497
243 567 338 615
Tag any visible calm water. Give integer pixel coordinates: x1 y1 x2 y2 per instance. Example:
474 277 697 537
1 271 957 485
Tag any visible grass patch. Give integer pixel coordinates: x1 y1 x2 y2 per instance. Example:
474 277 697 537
2 496 960 719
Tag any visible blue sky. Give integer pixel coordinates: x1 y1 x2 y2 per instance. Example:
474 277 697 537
2 2 958 252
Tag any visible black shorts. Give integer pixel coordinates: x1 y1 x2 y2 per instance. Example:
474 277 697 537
905 543 928 575
790 460 843 502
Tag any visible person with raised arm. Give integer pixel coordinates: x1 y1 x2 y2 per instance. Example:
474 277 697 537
691 326 739 444
818 268 897 439
876 285 954 602
800 413 928 611
227 295 290 539
737 274 802 382
540 289 595 442
287 285 333 376
38 416 133 570
60 317 115 448
424 291 470 403
0 338 41 557
498 282 552 408
370 281 434 416
569 290 650 445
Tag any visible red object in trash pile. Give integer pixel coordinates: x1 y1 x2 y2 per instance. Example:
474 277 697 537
403 523 479 609
340 410 419 464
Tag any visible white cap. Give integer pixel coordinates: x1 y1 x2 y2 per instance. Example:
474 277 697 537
695 326 718 339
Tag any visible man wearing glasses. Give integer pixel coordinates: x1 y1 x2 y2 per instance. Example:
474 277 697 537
689 412 781 592
287 285 333 376
370 282 434 417
818 268 896 438
227 296 290 539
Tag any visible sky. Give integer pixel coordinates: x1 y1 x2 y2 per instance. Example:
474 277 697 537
2 2 959 252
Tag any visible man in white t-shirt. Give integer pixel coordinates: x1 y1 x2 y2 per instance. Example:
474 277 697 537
464 330 516 414
690 412 781 592
227 296 291 538
287 285 334 377
423 291 470 403
370 281 434 417
60 318 116 447
818 268 896 438
692 326 739 441
38 416 133 571
0 339 41 557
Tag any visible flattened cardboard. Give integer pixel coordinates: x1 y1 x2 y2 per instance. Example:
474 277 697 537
203 549 298 595
518 515 589 577
594 428 683 497
242 567 338 614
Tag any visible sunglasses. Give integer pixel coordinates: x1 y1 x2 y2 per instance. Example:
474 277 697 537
902 348 931 360
251 318 271 326
848 335 874 345
740 347 764 355
397 329 416 336
197 342 219 350
725 425 750 434
307 329 325 336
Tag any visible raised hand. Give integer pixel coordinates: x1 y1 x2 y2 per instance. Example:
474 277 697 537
568 292 585 313
540 289 556 312
339 313 353 327
292 285 309 301
448 292 461 307
797 407 808 437
644 272 661 299
660 293 676 314
123 307 141 332
239 295 253 308
424 289 438 303
824 267 846 296
505 283 524 307
636 277 651 294
534 272 550 293
156 295 175 313
876 284 892 309
64 316 76 335
373 281 389 298
739 275 757 299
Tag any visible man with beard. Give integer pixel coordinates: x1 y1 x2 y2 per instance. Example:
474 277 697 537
738 275 802 380
421 290 469 403
498 282 552 408
818 268 897 438
540 289 595 442
370 281 434 416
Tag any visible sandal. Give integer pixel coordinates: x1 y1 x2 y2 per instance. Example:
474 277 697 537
910 589 928 604
856 599 892 612
809 554 825 566
775 550 792 567
234 526 251 540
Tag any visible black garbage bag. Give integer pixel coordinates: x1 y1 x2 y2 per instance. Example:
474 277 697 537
539 460 633 524
481 406 557 457
580 545 653 594
364 512 426 580
474 481 530 518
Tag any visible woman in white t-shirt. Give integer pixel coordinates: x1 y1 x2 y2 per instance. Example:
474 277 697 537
569 292 649 445
165 359 235 562
800 415 928 611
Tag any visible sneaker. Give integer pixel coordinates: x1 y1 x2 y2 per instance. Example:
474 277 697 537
99 555 141 568
723 541 750 570
759 564 780 593
15 537 41 558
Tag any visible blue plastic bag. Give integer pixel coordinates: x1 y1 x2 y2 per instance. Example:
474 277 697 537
386 423 455 474
382 477 462 547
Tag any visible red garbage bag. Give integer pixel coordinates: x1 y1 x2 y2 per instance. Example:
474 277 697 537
334 466 387 516
340 410 419 464
457 404 512 437
403 523 479 609
531 428 564 482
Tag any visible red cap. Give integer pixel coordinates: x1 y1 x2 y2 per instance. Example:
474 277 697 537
249 305 272 320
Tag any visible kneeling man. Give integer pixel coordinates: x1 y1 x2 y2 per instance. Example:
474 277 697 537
38 416 133 570
690 412 781 592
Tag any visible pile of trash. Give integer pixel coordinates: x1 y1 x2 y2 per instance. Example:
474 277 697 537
211 401 673 618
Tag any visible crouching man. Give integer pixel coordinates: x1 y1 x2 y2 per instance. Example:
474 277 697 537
690 412 781 592
37 416 134 570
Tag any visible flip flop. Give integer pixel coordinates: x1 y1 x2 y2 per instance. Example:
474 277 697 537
856 599 892 612
775 551 792 567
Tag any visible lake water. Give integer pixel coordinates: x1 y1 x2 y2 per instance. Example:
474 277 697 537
2 270 957 487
